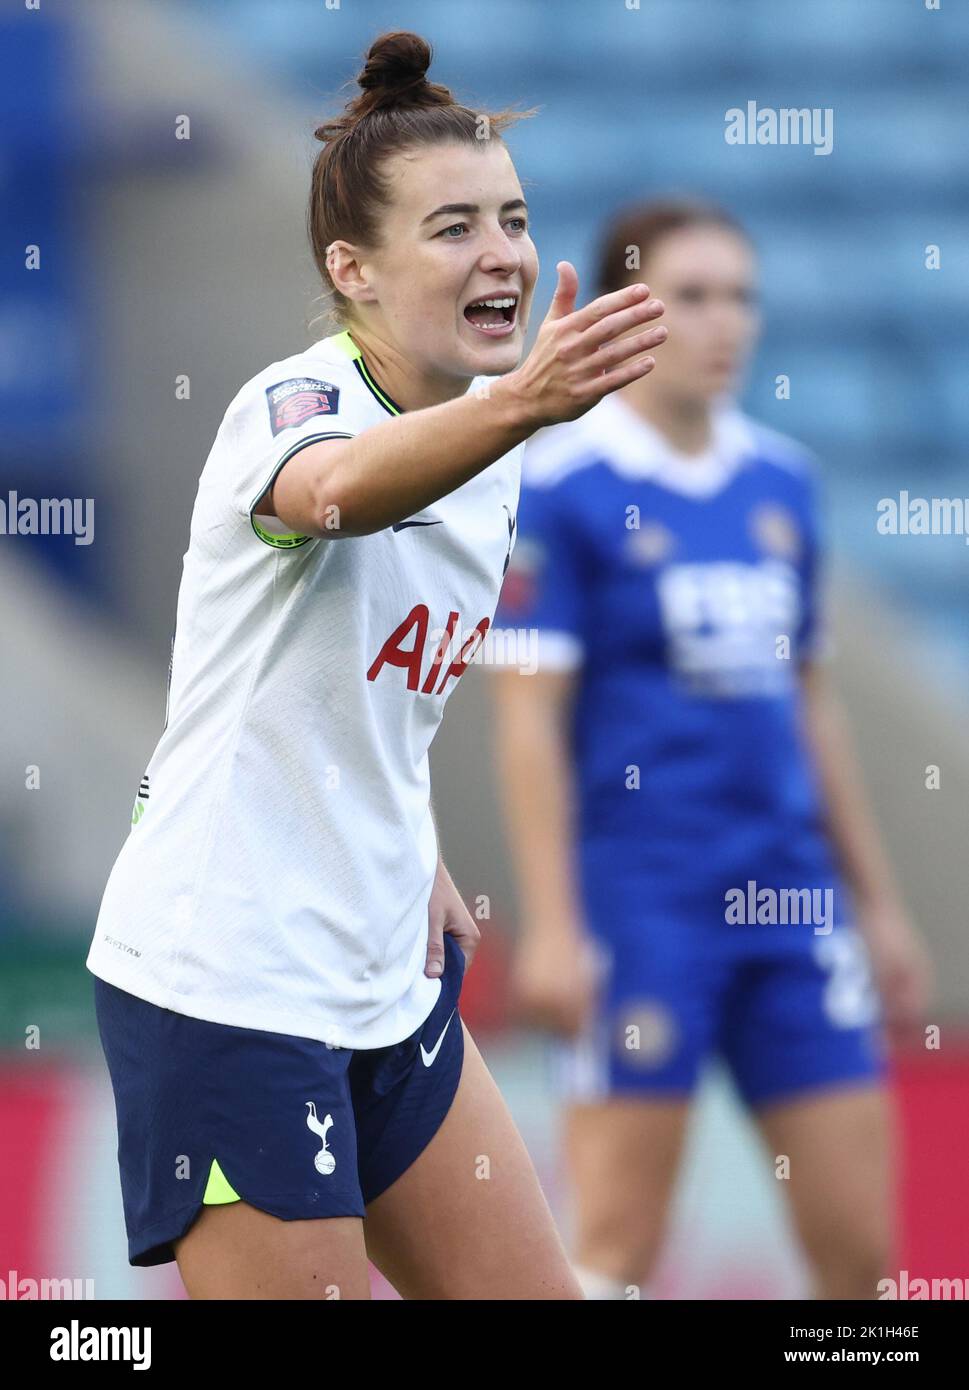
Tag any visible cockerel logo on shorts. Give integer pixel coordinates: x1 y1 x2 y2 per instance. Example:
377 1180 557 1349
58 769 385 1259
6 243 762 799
305 1102 336 1175
266 378 341 436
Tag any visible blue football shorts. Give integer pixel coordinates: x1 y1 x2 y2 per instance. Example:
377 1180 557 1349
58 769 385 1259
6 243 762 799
550 922 887 1108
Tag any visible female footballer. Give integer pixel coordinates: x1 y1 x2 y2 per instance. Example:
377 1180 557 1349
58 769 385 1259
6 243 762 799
491 200 933 1300
85 31 667 1299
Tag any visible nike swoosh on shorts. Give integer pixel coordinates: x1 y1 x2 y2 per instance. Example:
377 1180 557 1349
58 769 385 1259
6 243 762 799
420 1009 456 1067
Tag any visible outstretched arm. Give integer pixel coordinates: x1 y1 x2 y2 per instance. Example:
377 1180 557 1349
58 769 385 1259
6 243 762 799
265 267 666 536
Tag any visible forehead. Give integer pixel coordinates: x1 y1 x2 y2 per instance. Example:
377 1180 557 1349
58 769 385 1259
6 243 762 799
381 140 521 220
647 224 755 280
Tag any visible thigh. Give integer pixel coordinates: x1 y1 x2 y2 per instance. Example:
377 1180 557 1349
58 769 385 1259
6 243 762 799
551 929 711 1270
362 1021 582 1300
566 1097 691 1223
754 1082 896 1267
564 1097 692 1277
175 1203 372 1299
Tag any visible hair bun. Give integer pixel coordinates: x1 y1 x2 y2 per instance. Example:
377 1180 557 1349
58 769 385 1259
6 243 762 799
312 29 465 145
357 30 432 107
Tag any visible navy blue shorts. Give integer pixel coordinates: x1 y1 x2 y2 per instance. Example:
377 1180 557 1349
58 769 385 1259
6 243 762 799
94 933 466 1267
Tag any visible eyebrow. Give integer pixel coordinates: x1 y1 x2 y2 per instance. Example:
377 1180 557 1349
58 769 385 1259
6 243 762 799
420 198 528 227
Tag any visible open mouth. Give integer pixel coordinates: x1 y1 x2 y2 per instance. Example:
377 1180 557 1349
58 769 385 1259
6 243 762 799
462 294 519 337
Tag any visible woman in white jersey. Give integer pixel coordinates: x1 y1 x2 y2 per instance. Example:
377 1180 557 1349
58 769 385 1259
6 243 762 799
86 30 668 1298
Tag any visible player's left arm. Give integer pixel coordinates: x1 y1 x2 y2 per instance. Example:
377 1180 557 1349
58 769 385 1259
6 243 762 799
799 658 933 1046
793 454 932 1045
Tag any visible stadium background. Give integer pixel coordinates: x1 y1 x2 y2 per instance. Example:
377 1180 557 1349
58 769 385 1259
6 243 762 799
1 0 967 1299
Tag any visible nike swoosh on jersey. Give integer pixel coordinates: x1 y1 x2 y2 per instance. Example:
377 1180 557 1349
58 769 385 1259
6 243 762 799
392 519 443 531
420 1008 456 1067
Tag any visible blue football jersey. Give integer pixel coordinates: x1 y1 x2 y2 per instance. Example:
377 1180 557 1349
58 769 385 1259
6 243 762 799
494 393 846 935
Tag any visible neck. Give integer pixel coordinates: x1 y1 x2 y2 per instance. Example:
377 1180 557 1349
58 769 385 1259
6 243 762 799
617 380 714 456
342 323 471 413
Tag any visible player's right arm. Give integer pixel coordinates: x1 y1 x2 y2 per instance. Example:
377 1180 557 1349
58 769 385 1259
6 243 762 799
268 264 665 538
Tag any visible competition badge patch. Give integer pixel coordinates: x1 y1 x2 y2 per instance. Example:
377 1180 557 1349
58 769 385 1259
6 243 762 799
266 378 340 436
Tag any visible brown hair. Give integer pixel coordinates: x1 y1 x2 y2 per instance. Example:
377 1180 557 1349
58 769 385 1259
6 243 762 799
594 198 751 297
309 30 536 329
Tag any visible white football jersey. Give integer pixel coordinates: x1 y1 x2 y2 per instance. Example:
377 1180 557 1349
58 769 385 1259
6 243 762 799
86 329 523 1048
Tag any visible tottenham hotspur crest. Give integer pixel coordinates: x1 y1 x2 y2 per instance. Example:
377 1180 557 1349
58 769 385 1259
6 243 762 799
305 1102 336 1175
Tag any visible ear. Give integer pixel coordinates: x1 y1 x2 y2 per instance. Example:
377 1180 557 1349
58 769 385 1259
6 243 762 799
326 240 378 306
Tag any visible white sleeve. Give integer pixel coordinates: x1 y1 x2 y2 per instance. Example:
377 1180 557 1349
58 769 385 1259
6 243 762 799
221 364 361 547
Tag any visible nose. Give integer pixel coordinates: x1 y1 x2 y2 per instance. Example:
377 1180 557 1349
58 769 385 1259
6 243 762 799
477 220 524 277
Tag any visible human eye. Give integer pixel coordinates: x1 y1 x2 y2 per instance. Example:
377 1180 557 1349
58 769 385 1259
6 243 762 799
438 222 469 239
505 216 528 234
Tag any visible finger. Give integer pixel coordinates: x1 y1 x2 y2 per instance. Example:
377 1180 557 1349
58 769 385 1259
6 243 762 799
424 919 446 977
590 324 668 373
583 355 658 398
585 297 666 351
570 279 651 333
544 261 578 322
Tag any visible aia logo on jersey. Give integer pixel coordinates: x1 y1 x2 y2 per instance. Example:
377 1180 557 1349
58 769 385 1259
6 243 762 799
266 378 340 436
368 605 490 695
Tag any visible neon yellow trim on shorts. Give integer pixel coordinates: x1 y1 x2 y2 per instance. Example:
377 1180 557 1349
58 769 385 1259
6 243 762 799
202 1157 241 1205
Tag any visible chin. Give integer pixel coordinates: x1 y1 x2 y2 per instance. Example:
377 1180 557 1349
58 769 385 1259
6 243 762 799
464 336 523 378
481 336 525 375
479 347 522 377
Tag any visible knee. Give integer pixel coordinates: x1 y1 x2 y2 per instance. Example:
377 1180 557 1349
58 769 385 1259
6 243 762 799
575 1202 666 1287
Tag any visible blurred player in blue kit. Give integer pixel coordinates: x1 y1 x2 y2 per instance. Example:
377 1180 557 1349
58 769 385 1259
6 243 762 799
490 200 933 1300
